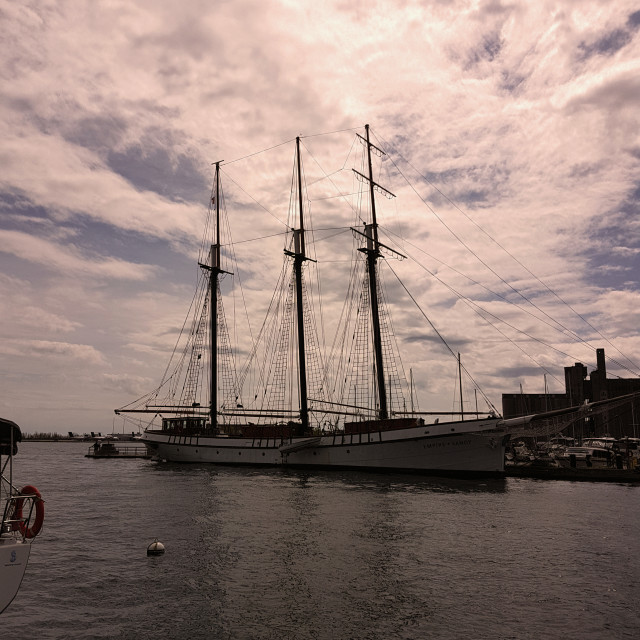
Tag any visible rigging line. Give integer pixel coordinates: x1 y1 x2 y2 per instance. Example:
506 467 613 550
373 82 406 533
385 262 501 412
301 126 361 139
116 376 175 411
161 272 208 387
311 191 360 201
381 227 637 377
384 230 577 377
222 137 295 166
382 264 454 359
232 250 282 404
372 128 640 376
120 270 210 411
386 249 565 385
376 138 579 339
217 185 253 402
386 263 502 411
325 243 364 398
236 258 290 400
294 141 329 396
311 228 352 245
376 264 411 407
227 231 288 245
306 170 345 188
450 366 458 416
218 275 243 401
300 138 360 217
220 168 288 228
199 175 218 262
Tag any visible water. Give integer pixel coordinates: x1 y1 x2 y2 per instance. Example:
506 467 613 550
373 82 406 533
3 442 640 639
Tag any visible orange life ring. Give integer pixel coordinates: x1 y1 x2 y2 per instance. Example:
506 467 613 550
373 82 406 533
11 484 45 539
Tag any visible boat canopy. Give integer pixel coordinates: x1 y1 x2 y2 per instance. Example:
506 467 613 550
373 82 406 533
0 417 22 456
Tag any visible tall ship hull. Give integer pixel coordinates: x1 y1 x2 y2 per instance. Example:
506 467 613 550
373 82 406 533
143 418 507 474
117 127 517 476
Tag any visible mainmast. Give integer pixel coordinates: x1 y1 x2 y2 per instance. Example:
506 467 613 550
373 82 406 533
286 137 310 431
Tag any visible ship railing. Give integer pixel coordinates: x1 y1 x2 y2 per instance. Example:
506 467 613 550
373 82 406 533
1 493 35 537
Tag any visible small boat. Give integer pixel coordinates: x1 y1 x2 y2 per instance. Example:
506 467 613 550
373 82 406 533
581 437 618 450
85 439 151 459
1 418 45 614
556 445 613 469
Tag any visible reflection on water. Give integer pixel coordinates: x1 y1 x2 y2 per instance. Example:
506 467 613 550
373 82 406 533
3 443 640 640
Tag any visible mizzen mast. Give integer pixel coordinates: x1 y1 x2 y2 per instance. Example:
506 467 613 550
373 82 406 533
354 124 394 420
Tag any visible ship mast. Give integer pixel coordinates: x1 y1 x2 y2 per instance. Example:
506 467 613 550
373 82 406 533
350 125 403 421
204 161 224 429
288 137 310 431
362 124 388 420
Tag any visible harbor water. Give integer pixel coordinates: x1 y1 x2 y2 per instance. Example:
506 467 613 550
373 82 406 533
3 442 640 639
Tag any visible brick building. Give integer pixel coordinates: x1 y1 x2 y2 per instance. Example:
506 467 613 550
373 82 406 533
502 348 640 438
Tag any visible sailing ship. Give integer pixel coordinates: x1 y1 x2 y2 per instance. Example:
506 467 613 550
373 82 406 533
1 418 45 614
116 125 512 474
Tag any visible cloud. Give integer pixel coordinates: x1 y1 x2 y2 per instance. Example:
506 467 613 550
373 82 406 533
563 65 640 113
0 339 105 365
102 372 153 396
0 133 204 243
0 229 158 280
0 273 81 333
1 0 639 432
578 8 640 59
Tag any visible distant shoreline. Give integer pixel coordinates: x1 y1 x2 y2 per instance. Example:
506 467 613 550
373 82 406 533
23 436 142 443
23 438 87 442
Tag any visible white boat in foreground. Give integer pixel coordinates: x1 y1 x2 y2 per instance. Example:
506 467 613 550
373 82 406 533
1 418 45 614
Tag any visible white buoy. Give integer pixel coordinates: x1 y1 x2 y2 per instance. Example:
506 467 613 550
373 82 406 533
147 539 165 556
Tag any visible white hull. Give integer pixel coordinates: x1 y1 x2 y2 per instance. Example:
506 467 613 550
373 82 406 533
0 537 31 614
143 418 507 474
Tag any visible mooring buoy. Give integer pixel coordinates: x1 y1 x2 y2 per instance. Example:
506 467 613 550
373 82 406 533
147 539 165 556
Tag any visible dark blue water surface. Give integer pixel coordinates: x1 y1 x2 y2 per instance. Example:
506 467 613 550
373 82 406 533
3 442 639 639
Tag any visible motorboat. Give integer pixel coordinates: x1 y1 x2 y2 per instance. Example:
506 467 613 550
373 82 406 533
0 418 45 614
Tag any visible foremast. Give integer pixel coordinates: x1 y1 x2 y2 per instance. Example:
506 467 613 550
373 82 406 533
200 161 231 430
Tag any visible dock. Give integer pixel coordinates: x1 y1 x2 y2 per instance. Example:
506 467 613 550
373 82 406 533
505 465 640 483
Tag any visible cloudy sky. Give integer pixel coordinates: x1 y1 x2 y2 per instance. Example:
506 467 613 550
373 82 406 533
1 0 639 434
